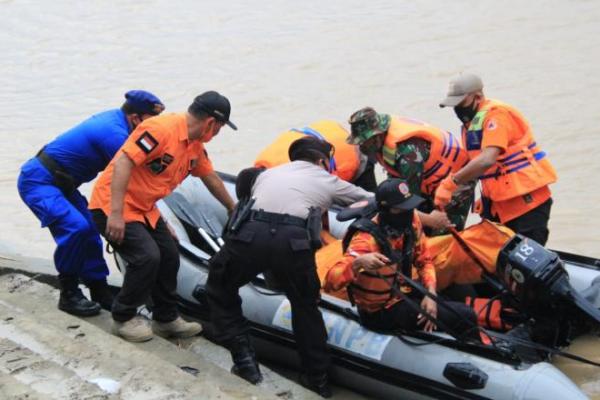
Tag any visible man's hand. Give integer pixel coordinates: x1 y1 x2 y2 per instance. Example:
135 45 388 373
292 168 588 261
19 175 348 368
426 210 455 230
434 174 458 209
352 252 390 273
200 172 236 214
106 212 126 244
417 295 438 332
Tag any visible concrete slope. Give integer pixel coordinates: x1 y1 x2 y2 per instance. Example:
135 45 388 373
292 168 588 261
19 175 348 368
0 253 368 400
0 273 276 400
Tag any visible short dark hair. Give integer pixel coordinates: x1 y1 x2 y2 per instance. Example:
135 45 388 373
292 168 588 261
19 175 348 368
187 104 210 120
120 101 139 115
288 137 333 164
292 149 328 164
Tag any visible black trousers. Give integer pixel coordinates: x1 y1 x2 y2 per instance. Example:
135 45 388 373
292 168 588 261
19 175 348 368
505 198 553 246
206 219 330 377
358 293 480 342
92 210 180 322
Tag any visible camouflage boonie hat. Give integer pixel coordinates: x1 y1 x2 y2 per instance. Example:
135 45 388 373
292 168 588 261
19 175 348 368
347 107 391 145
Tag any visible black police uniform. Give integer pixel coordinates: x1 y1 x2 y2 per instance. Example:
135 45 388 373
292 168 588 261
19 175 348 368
207 144 372 394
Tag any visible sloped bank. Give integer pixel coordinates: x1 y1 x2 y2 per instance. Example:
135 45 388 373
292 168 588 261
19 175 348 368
0 253 341 400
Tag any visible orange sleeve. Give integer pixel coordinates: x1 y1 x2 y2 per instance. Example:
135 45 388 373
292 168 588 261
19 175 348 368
121 124 167 166
413 217 436 290
323 232 379 292
481 109 512 153
190 145 215 177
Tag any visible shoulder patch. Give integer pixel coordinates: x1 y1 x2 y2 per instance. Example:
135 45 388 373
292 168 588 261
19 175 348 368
136 131 159 154
162 153 174 164
486 119 497 131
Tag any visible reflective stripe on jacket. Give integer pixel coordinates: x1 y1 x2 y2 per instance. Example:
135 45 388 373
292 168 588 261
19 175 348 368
254 120 361 182
376 116 469 195
462 99 557 202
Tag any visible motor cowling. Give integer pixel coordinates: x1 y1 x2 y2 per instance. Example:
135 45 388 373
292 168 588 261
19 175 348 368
497 235 600 325
497 235 566 317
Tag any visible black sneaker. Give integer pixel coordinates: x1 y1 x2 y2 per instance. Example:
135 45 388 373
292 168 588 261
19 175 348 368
58 289 101 317
300 373 332 398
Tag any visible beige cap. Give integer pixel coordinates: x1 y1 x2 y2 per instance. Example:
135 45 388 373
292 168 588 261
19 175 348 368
439 73 484 108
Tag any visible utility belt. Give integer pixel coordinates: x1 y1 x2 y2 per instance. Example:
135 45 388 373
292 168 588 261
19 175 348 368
36 148 77 194
227 201 322 249
249 209 307 227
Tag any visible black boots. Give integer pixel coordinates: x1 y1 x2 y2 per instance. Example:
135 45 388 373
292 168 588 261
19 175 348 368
300 372 332 398
58 275 101 317
84 279 114 311
229 334 263 384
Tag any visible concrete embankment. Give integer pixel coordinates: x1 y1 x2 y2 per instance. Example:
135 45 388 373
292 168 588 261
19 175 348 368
0 254 366 400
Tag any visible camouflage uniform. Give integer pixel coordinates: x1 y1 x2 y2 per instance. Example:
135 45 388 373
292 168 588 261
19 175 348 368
392 138 473 235
349 107 473 235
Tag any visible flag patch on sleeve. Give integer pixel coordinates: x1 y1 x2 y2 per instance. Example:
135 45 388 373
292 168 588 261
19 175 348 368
136 131 159 154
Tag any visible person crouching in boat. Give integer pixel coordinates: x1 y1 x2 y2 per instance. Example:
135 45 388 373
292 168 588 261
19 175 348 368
346 107 474 236
254 119 377 191
207 137 373 398
324 178 480 341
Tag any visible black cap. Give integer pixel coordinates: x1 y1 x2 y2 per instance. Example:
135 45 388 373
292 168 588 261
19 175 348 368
375 178 425 211
189 91 237 130
288 137 333 162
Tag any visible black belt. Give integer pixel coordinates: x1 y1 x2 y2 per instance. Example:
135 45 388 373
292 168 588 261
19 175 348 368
249 209 307 227
36 148 65 175
36 148 76 193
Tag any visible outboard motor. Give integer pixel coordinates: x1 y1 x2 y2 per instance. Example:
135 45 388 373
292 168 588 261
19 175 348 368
497 235 600 346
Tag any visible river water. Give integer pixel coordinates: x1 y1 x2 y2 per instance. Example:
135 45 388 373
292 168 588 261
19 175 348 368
1 0 599 397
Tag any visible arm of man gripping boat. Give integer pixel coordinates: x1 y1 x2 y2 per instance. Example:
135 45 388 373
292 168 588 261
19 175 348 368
106 153 135 244
200 171 236 215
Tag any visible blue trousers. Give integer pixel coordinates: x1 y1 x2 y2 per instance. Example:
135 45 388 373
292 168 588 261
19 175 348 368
17 158 109 281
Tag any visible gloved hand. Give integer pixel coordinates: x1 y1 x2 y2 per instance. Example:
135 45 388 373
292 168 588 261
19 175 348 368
434 174 458 209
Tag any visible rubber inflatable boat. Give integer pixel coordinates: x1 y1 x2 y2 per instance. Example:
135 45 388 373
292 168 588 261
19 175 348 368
146 173 600 400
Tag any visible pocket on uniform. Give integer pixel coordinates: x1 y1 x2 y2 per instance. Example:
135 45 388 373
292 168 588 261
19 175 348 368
229 230 255 244
289 238 311 252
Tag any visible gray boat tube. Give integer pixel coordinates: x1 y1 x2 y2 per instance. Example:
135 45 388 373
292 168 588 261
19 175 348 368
150 174 592 400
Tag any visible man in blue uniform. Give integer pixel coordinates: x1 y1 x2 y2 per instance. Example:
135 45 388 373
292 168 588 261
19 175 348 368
17 90 164 317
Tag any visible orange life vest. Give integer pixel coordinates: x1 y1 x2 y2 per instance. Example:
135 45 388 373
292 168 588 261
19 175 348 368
425 220 515 291
462 100 557 202
465 296 515 332
376 117 469 195
254 120 361 182
341 216 418 312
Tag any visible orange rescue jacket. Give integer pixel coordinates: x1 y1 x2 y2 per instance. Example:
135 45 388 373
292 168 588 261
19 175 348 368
254 120 361 182
377 117 469 195
462 100 557 203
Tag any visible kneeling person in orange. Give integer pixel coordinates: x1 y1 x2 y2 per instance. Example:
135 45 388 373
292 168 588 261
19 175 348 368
254 120 377 191
436 73 557 245
324 179 478 339
89 91 237 342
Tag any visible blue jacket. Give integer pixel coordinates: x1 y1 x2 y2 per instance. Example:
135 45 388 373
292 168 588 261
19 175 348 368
42 109 130 186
